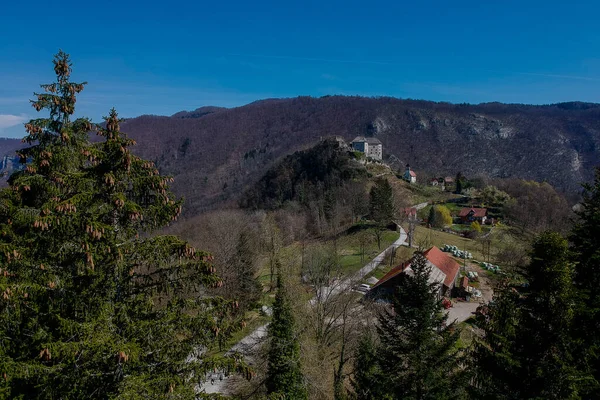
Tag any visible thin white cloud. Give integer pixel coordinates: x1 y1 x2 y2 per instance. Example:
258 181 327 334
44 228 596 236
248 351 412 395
514 71 600 82
0 114 28 130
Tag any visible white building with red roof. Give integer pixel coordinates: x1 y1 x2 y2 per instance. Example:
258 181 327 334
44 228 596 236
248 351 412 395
458 207 488 224
403 164 417 184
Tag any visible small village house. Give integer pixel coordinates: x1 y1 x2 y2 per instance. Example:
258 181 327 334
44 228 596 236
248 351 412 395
458 207 488 224
351 136 383 160
403 164 417 184
370 246 461 298
443 176 454 191
402 207 418 222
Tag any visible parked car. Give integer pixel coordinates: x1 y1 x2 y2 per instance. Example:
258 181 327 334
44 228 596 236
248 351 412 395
354 283 371 293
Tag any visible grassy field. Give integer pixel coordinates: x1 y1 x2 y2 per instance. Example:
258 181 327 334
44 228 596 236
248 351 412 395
363 245 417 282
337 229 398 274
412 225 485 261
404 183 460 205
411 224 521 267
256 225 400 287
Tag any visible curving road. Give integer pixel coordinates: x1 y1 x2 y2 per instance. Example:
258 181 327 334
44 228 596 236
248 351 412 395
199 226 408 395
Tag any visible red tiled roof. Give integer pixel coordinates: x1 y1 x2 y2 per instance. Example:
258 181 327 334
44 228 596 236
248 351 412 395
409 170 417 177
403 207 417 216
458 207 487 218
422 246 461 288
372 262 409 289
372 246 460 290
460 276 469 289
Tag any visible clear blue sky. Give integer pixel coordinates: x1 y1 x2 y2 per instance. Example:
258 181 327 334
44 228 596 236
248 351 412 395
1 0 600 138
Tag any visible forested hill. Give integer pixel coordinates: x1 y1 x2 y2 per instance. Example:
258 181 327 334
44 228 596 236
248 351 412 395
240 138 367 210
2 96 600 214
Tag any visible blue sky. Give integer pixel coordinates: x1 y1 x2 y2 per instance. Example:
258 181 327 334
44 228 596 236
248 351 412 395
1 0 600 138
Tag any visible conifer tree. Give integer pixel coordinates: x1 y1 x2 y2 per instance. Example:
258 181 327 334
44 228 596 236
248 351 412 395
469 282 521 399
0 51 248 399
369 178 394 224
369 178 395 249
234 230 262 308
571 167 600 396
265 271 306 399
355 253 466 399
428 205 436 227
351 333 387 400
472 232 587 399
455 173 463 194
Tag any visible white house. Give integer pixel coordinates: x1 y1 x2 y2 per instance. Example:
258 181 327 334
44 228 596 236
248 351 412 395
403 164 417 184
351 136 383 160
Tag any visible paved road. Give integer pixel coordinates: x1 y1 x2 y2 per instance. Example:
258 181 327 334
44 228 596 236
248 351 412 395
413 202 429 210
199 226 408 395
353 226 407 280
200 325 269 394
314 226 408 300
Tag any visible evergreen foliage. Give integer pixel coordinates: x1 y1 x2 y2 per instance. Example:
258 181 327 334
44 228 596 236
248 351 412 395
472 231 588 399
369 178 394 225
428 205 436 227
369 178 395 249
351 334 388 400
353 253 466 399
470 282 521 399
455 173 463 194
0 52 248 399
265 272 306 399
571 167 600 396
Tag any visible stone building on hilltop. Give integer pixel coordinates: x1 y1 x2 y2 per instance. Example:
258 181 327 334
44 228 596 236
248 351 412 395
351 136 382 160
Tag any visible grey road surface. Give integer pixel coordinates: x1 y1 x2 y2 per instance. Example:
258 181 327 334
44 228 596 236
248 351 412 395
199 226 408 395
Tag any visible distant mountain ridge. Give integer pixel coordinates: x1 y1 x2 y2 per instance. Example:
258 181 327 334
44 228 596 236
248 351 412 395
1 96 599 215
171 106 227 119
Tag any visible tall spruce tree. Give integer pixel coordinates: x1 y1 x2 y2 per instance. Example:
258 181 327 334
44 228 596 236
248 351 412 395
369 178 394 224
469 281 521 399
571 167 600 397
351 333 388 400
455 173 463 194
265 272 306 399
354 252 466 399
0 52 248 399
472 232 587 399
428 205 436 227
369 178 395 249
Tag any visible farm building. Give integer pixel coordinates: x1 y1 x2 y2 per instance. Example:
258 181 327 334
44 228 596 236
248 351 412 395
458 207 488 224
370 246 461 299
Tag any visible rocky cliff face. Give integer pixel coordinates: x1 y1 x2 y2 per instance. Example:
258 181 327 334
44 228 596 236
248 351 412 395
1 97 598 214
